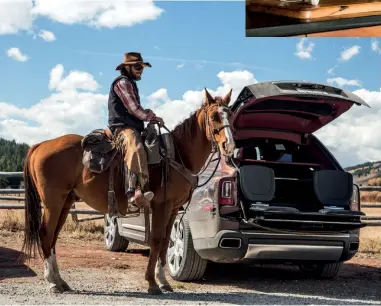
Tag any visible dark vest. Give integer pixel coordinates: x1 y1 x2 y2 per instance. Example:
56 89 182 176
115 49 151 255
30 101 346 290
108 75 145 132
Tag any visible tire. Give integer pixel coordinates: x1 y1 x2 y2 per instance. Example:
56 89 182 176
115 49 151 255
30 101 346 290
167 213 208 281
104 214 129 252
299 262 343 279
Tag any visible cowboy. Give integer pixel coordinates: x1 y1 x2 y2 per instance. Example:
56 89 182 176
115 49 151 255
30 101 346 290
108 52 164 207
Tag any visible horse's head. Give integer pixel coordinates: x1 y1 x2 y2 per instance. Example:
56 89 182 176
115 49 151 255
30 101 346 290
200 88 236 157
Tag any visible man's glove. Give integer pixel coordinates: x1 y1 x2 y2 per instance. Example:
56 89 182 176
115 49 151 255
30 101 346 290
150 116 164 127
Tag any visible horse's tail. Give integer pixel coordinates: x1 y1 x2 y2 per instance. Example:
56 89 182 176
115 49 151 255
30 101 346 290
21 143 44 262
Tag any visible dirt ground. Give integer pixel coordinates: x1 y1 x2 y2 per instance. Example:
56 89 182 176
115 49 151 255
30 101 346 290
0 198 381 304
1 230 381 305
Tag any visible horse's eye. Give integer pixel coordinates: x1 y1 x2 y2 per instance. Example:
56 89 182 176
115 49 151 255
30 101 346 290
211 112 220 122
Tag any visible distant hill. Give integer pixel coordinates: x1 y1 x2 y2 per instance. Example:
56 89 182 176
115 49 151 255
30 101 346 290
344 160 381 185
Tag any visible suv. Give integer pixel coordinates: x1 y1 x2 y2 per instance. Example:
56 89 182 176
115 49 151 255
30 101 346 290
104 81 368 282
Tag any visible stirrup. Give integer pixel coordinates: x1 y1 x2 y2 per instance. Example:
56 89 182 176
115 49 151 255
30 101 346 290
143 191 154 202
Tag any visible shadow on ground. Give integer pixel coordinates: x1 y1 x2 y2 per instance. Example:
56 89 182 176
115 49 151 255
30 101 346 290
0 247 37 280
123 247 381 303
193 262 381 303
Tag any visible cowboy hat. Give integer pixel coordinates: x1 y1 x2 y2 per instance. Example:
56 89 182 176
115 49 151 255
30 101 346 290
115 52 152 70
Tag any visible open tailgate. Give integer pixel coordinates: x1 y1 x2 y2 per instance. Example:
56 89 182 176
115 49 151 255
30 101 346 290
230 81 370 135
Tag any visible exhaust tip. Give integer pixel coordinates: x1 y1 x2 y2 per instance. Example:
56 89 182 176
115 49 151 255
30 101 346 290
219 238 242 249
349 242 359 251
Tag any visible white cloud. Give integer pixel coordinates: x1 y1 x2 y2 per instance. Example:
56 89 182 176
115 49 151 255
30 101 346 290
49 64 100 92
327 65 338 75
31 0 164 29
0 64 106 144
176 63 185 69
371 39 381 54
149 88 169 102
327 77 361 88
149 70 257 129
1 65 380 168
38 29 56 42
6 47 29 62
0 0 164 36
0 0 34 35
315 88 381 167
339 45 361 61
0 68 256 145
295 38 315 60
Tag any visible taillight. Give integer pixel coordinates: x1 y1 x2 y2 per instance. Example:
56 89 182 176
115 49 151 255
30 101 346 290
350 184 360 211
218 177 236 205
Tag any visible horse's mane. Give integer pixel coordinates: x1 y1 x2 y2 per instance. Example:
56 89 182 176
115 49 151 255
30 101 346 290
172 111 198 140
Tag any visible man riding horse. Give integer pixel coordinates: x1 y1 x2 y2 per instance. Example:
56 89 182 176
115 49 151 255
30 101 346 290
108 52 164 209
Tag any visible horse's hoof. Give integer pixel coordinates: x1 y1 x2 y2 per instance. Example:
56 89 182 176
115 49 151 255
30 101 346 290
61 282 72 292
49 285 64 294
160 284 174 292
148 286 162 295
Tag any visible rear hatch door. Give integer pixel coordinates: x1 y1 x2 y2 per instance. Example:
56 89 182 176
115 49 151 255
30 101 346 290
230 81 369 135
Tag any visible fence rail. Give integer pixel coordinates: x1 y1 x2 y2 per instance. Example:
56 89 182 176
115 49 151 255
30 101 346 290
2 172 381 225
0 172 99 223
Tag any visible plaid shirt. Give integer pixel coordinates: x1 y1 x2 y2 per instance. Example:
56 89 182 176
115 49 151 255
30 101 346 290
114 78 154 121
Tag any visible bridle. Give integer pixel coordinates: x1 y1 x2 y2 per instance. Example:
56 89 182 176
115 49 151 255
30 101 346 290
159 102 234 188
203 103 234 153
157 102 235 224
195 103 234 187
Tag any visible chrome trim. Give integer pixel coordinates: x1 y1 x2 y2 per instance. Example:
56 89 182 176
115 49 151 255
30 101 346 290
219 238 242 249
243 244 343 261
122 224 145 231
239 231 351 239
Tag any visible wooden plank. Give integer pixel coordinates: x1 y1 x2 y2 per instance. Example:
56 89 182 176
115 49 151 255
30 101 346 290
0 189 25 194
246 0 381 21
298 24 381 36
0 204 103 215
0 172 23 177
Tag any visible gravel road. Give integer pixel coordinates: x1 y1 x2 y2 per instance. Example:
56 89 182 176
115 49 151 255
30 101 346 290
1 233 381 305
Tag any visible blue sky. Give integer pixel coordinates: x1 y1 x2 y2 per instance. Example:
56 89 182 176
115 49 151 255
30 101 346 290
0 1 381 167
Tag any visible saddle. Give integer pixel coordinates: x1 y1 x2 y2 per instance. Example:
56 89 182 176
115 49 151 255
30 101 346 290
81 124 175 175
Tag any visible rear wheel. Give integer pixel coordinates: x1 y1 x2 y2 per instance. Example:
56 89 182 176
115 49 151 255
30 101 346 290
104 214 129 252
167 213 208 281
299 262 342 279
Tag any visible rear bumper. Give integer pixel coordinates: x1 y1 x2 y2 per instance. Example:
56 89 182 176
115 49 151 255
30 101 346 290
193 230 359 264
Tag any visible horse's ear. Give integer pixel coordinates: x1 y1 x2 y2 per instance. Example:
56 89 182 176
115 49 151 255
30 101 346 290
204 88 214 105
222 89 232 106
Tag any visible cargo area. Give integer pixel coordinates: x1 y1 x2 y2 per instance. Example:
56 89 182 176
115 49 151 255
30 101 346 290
232 137 364 232
239 160 324 212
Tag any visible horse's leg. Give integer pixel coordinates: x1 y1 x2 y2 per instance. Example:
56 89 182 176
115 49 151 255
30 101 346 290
48 194 76 292
156 213 177 292
40 191 69 293
145 201 165 295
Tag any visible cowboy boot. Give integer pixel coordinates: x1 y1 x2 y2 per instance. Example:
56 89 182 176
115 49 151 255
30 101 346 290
129 188 154 209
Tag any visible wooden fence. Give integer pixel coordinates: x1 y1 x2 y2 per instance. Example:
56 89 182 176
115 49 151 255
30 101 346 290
0 172 103 224
1 172 381 225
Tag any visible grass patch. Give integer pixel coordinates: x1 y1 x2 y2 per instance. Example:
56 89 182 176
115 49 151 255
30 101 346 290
172 283 186 290
1 210 380 255
360 191 381 203
0 210 104 241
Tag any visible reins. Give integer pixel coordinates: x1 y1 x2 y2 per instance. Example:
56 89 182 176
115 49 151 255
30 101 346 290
154 103 231 224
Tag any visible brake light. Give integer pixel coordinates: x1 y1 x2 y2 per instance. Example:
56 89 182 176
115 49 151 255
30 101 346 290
218 177 236 205
350 184 360 211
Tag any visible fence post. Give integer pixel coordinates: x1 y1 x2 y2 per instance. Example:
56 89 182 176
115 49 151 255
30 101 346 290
71 203 78 224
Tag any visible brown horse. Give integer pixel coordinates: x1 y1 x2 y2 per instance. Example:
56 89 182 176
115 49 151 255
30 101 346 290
21 88 235 295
